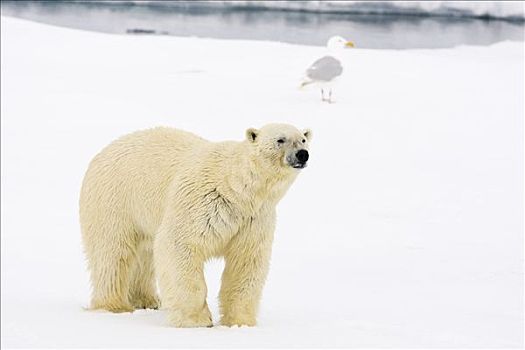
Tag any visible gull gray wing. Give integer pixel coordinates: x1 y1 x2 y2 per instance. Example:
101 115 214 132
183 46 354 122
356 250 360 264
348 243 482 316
306 56 343 82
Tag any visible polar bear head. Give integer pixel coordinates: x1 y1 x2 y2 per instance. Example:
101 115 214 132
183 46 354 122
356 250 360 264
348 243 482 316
246 123 312 170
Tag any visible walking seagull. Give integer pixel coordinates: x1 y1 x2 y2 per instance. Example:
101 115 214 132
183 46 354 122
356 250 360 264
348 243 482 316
301 36 354 103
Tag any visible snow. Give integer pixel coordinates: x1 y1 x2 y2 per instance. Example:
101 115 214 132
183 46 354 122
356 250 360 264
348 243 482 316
1 16 523 348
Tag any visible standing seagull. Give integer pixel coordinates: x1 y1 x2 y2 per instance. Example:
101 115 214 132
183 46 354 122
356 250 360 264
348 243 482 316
301 36 354 103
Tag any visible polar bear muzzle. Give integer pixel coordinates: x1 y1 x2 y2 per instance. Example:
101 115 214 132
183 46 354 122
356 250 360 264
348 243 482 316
289 149 309 169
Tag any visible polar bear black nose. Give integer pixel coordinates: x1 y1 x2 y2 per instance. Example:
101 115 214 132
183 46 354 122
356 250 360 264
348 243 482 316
296 149 309 163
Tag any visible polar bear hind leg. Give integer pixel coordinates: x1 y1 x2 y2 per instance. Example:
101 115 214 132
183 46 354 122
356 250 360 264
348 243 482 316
128 238 160 310
83 219 137 313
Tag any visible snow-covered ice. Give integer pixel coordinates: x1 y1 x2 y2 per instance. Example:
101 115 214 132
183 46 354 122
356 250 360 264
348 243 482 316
1 16 523 348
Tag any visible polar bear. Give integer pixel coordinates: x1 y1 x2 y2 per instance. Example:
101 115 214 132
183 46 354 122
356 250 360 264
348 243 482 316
79 123 311 327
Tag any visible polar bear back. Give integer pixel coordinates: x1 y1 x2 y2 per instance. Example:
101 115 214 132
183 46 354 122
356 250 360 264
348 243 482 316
80 127 214 237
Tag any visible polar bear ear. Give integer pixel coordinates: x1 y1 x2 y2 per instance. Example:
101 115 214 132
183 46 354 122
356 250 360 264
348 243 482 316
303 129 312 141
246 128 259 143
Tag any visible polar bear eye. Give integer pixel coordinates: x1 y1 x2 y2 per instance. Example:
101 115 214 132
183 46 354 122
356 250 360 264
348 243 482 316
277 138 286 144
302 139 306 143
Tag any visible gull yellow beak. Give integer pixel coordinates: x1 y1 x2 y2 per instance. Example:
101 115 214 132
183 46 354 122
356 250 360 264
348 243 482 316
345 41 355 48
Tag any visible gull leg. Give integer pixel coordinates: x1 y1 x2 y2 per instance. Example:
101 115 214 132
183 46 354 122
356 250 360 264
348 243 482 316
320 88 325 101
328 88 333 103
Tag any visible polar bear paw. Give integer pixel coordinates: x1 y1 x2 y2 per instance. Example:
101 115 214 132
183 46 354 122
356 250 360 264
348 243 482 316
131 294 160 310
168 307 213 328
220 314 256 327
91 299 135 313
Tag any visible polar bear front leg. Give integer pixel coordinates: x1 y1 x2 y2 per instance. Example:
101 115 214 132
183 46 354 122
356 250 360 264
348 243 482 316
219 212 275 327
154 224 212 328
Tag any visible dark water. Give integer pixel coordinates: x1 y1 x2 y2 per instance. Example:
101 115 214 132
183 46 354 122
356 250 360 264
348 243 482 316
1 1 523 49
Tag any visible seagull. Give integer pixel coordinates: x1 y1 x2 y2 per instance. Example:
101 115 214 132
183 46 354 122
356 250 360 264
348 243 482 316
301 36 354 103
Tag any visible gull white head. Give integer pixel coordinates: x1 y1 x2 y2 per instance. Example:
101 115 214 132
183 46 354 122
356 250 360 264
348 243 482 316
327 36 355 50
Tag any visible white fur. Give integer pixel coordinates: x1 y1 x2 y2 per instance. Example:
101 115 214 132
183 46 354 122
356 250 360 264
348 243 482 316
326 35 351 50
79 123 311 327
